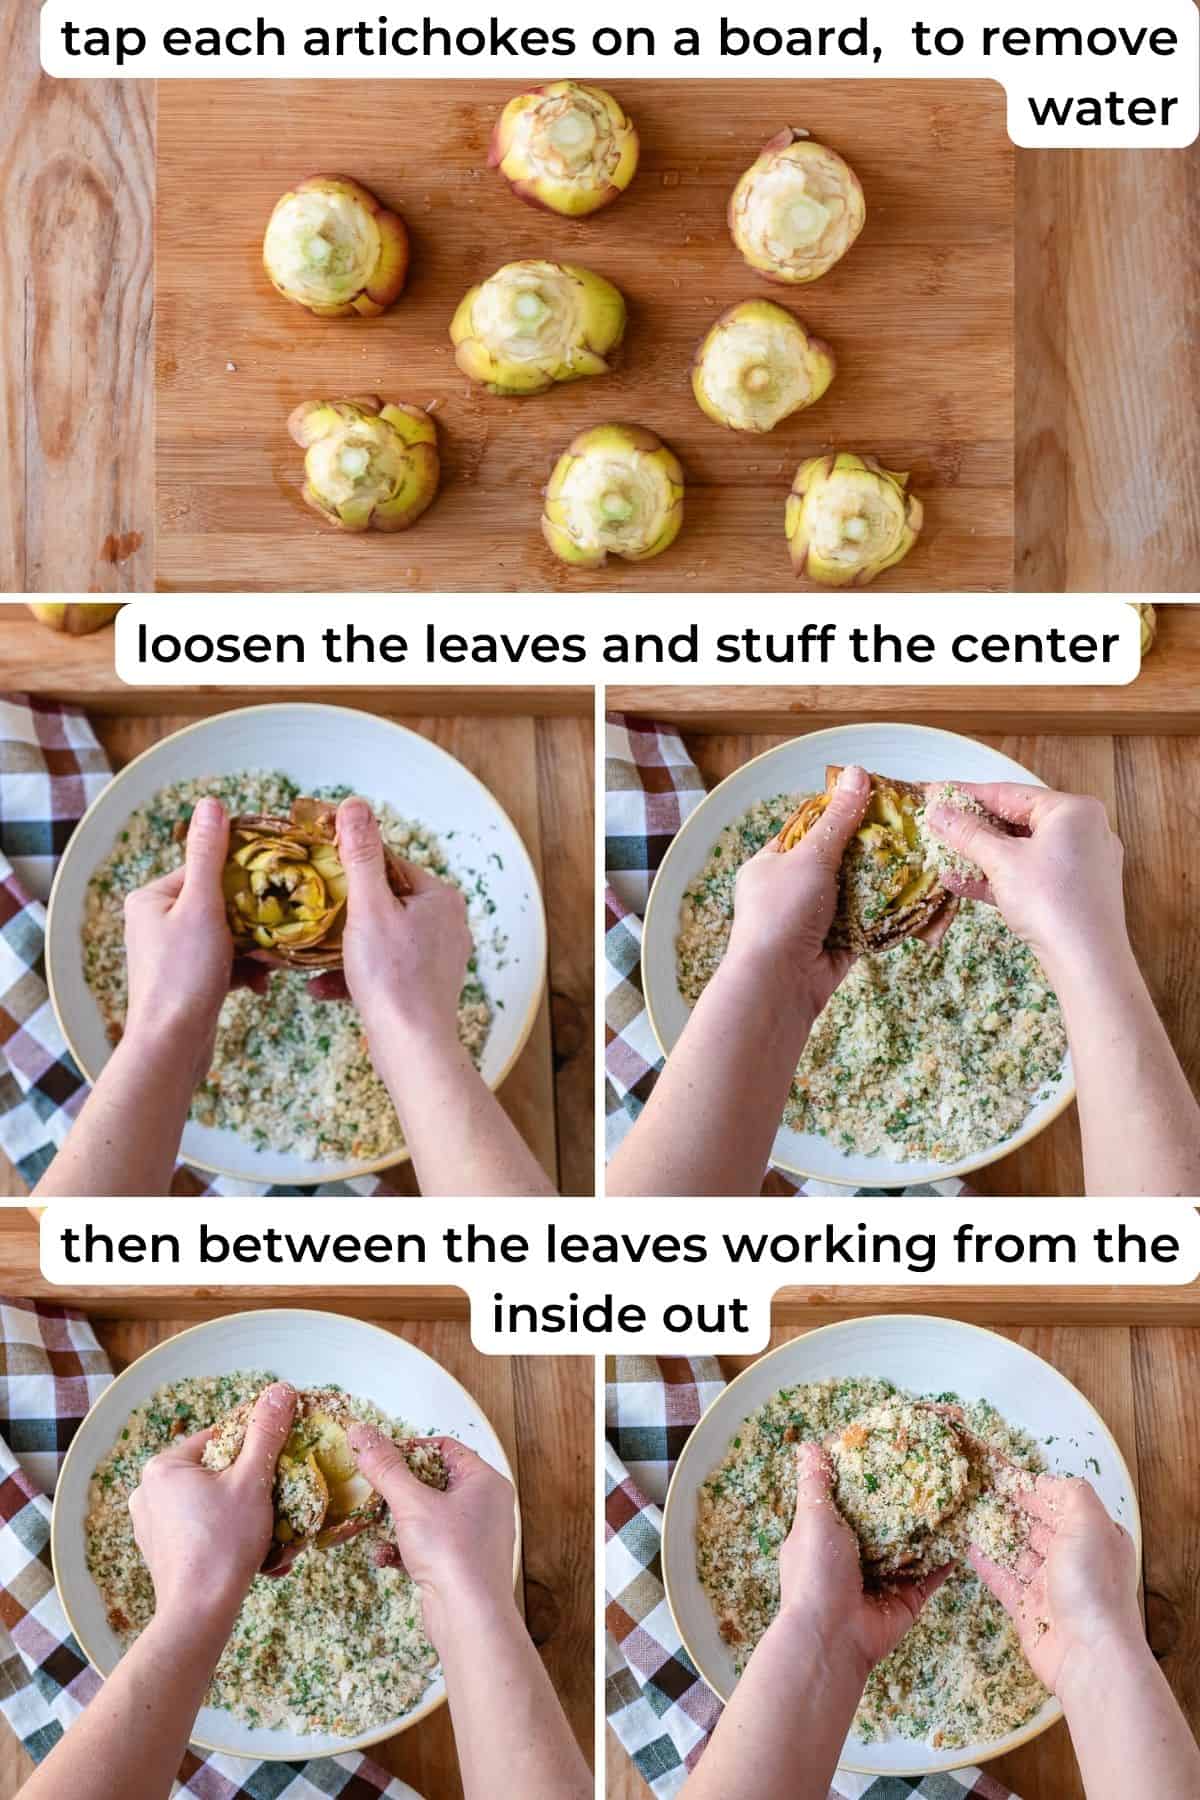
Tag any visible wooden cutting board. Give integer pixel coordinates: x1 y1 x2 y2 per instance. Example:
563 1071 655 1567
155 78 1014 593
609 1320 1200 1800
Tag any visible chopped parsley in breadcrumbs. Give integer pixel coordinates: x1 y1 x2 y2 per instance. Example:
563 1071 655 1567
85 1372 446 1738
696 1376 1050 1750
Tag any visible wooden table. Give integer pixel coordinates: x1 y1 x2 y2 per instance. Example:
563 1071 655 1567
0 1229 594 1800
611 603 1200 1196
0 614 594 1197
3 11 1198 591
608 1315 1200 1800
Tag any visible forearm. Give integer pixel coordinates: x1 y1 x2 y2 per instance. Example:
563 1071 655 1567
683 1611 864 1800
432 1590 590 1800
1060 1634 1200 1799
1049 946 1200 1195
21 1604 232 1800
33 1027 199 1198
608 947 813 1196
367 1022 556 1196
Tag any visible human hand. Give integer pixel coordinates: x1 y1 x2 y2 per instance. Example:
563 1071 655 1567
726 765 871 1019
333 797 472 1046
129 1382 296 1628
968 1472 1142 1698
348 1427 516 1644
122 798 267 1083
923 784 1128 980
779 1442 948 1683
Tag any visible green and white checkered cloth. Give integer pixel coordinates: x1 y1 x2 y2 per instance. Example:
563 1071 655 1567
605 1354 1019 1800
0 1296 423 1799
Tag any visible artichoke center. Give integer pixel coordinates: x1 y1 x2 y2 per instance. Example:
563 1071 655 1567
513 289 550 330
339 445 371 480
600 489 635 522
305 233 333 266
743 363 772 393
784 194 829 245
549 106 597 159
843 516 869 543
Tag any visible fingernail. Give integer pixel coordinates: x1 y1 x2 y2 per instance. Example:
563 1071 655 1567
265 1382 294 1410
347 1423 374 1451
339 797 371 830
193 797 222 826
837 764 867 792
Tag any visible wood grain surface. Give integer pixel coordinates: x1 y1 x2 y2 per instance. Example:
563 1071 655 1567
608 1319 1200 1800
0 700 595 1199
154 78 1014 594
0 1270 593 1800
639 724 1200 1197
4 0 1199 594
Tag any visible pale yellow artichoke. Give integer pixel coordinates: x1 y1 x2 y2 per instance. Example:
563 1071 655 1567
491 80 638 216
730 129 865 284
543 423 684 569
263 176 409 318
27 603 121 635
450 260 625 396
786 452 923 587
288 398 439 533
692 300 836 432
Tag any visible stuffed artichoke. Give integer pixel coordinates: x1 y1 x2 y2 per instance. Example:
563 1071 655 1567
692 300 836 433
730 129 865 285
786 452 923 587
181 795 410 971
288 397 439 533
491 80 638 216
203 1388 384 1574
263 176 409 318
542 423 684 569
451 260 626 397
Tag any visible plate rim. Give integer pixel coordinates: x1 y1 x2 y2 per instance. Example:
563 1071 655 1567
50 1305 523 1762
45 701 549 1185
639 720 1077 1187
659 1312 1142 1777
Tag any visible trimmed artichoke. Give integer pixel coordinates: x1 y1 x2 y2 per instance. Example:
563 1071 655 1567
692 300 836 433
730 128 865 285
203 1388 384 1574
263 175 408 318
786 452 923 587
183 795 410 971
451 260 625 397
543 423 684 569
491 80 638 216
27 603 121 635
1131 602 1157 655
288 397 439 533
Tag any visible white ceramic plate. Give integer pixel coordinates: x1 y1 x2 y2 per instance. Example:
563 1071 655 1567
662 1314 1139 1778
641 721 1076 1187
51 1307 519 1764
46 703 547 1185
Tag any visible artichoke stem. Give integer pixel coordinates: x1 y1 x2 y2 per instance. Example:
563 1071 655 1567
600 490 634 522
843 516 869 543
787 197 827 243
549 108 596 153
306 233 333 265
743 363 772 393
513 290 549 325
339 446 370 479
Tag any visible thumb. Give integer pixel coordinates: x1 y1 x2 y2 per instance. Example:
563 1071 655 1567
347 1422 427 1511
804 765 871 871
336 797 388 906
794 1440 836 1516
924 798 1015 885
230 1382 296 1489
181 797 230 905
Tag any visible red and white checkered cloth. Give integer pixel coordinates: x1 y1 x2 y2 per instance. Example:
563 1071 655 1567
604 714 967 1197
0 1296 421 1798
0 694 386 1197
605 1354 1019 1800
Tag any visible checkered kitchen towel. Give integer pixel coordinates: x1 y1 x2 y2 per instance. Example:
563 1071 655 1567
605 1355 1018 1800
604 715 966 1196
0 695 383 1197
0 1296 422 1799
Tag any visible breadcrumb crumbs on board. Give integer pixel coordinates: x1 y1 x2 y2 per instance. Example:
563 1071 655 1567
85 1372 447 1738
675 792 1067 1163
81 771 493 1164
695 1376 1051 1750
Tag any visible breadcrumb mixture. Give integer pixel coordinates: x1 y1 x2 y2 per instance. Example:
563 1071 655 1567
85 1372 445 1737
827 1400 970 1574
695 1376 1049 1750
81 771 492 1163
675 793 1066 1163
